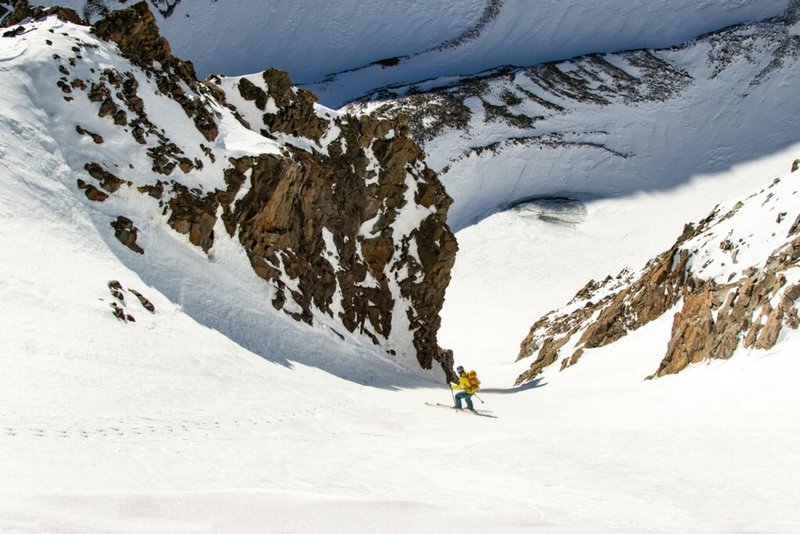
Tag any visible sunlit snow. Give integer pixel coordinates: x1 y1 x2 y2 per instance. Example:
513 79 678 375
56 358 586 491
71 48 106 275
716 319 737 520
2 3 799 533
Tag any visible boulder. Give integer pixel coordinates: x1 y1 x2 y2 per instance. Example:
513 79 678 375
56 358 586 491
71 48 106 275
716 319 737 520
110 216 144 254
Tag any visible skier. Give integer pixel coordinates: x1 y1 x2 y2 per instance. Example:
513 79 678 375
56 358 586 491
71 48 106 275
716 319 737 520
450 366 480 410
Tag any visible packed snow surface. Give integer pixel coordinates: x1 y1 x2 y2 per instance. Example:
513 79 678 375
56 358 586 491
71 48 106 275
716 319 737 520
2 3 800 533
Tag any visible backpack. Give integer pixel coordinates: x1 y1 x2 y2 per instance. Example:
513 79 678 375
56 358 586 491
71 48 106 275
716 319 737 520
467 370 481 391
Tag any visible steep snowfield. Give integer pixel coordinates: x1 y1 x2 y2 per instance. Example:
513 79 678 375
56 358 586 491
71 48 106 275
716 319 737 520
308 0 794 106
3 179 800 533
0 7 460 377
26 0 490 85
29 0 792 105
440 145 800 386
2 5 800 534
4 134 800 533
351 9 800 231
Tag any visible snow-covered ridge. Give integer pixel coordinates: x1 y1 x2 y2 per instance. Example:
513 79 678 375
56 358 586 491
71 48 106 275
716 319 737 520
25 0 792 107
350 4 800 230
0 3 456 378
515 160 800 383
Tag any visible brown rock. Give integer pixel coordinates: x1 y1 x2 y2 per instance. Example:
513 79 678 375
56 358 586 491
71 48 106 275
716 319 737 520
2 0 83 28
91 3 218 142
167 184 218 253
110 301 126 320
517 202 800 384
84 185 108 201
129 289 155 312
238 78 268 110
178 158 194 174
92 2 171 67
66 21 458 373
110 215 144 254
85 162 124 193
137 181 164 199
97 97 116 118
108 280 124 301
75 125 104 144
788 214 800 237
225 111 456 371
259 69 329 141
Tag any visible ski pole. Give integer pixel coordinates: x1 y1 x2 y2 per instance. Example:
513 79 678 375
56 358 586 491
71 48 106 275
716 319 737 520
473 393 485 404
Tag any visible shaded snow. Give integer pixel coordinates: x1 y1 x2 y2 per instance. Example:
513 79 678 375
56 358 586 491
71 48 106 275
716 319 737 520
30 0 792 106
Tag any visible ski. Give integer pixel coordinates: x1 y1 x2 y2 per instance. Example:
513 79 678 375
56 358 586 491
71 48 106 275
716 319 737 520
425 402 496 417
462 409 498 418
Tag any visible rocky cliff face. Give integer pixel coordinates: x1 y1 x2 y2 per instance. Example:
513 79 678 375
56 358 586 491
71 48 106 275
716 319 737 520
2 1 456 373
515 163 800 384
214 68 457 369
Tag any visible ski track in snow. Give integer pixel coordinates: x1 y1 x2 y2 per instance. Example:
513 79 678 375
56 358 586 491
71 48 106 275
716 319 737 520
0 400 353 441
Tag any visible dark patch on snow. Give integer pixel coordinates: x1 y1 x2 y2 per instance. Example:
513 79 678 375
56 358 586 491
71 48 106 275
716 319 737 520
510 196 588 226
371 56 400 68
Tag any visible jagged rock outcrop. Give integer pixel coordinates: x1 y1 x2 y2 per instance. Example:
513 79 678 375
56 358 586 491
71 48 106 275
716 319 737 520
1 0 83 27
215 69 458 370
1 1 457 373
91 1 170 65
254 69 329 141
516 170 800 384
91 2 218 142
110 216 144 254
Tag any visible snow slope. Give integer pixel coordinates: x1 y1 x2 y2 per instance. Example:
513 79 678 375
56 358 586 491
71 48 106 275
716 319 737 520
351 7 800 231
0 11 447 380
2 5 800 534
308 0 795 106
4 138 800 532
29 0 792 106
3 176 800 533
514 153 800 382
439 144 800 386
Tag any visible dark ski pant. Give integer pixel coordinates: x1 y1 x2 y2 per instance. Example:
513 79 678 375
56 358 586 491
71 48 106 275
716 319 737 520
454 392 474 410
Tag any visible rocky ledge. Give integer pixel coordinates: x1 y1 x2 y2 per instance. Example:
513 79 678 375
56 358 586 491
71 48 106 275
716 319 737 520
516 161 800 384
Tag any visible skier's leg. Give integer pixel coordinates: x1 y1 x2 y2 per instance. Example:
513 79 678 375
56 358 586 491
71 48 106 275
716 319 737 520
465 394 474 410
454 392 463 409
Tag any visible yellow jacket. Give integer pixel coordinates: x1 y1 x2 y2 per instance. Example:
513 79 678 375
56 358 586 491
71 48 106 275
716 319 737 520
451 373 478 394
